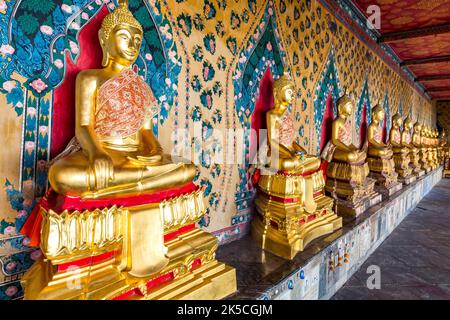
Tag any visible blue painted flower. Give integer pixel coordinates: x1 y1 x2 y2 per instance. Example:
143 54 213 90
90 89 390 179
203 33 216 54
226 37 237 54
203 1 216 20
200 178 213 196
192 106 202 122
193 13 205 31
248 0 257 14
191 75 202 92
192 45 204 62
200 89 214 110
212 109 222 124
230 11 241 30
177 13 192 36
213 81 223 96
202 61 215 82
217 56 227 70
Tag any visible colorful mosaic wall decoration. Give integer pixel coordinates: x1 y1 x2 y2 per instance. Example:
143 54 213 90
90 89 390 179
0 0 436 270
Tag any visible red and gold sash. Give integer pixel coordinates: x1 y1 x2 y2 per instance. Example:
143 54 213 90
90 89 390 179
95 68 158 138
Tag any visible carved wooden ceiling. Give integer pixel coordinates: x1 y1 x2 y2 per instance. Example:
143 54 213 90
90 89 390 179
353 0 450 101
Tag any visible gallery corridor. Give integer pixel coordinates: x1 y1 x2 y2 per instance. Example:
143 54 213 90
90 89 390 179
332 178 450 300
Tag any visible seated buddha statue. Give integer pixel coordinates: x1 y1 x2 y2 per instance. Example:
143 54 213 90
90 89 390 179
366 105 400 195
438 130 447 165
322 93 367 165
21 0 236 300
367 105 393 159
323 92 380 218
413 123 431 173
48 7 195 199
266 76 321 175
401 116 422 177
423 126 435 171
252 75 342 259
389 113 413 183
432 129 439 168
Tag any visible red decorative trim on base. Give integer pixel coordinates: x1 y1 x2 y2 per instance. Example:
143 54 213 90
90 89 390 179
57 250 117 272
112 258 203 300
20 183 198 247
164 224 195 242
279 168 322 176
257 189 300 203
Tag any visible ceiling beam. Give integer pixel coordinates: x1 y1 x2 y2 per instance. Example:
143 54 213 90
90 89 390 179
401 55 450 66
426 86 450 92
379 22 450 43
416 74 450 81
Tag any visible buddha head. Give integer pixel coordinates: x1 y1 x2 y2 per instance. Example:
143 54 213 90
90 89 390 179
336 91 354 119
273 74 295 108
391 113 403 129
372 104 385 124
99 0 143 67
420 124 427 136
404 116 414 130
414 123 422 134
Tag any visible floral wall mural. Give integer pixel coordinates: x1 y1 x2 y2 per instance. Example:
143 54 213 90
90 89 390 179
0 0 435 299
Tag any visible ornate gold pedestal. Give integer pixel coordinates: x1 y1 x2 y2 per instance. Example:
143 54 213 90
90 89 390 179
419 148 431 173
409 148 425 178
325 161 382 219
367 156 403 198
392 149 416 185
427 148 436 171
22 189 237 300
252 171 342 260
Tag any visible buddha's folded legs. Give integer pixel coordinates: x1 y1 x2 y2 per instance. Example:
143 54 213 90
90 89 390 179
49 150 196 198
368 147 393 158
276 156 321 173
332 149 367 164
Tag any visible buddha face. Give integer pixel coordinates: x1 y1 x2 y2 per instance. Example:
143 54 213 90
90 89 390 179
373 108 385 123
101 24 142 67
339 101 353 117
280 85 294 106
414 125 421 133
392 117 402 129
404 118 413 130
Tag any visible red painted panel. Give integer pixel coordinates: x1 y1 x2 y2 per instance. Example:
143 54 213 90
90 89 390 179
320 92 335 153
409 61 450 77
353 0 450 33
250 68 274 163
421 80 450 88
360 104 367 149
389 33 450 61
51 7 108 158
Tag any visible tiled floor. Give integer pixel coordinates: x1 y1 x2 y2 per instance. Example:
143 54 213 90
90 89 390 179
332 178 450 300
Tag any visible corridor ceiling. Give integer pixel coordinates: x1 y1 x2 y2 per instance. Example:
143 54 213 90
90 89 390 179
352 0 450 101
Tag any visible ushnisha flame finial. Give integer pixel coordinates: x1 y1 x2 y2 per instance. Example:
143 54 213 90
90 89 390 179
99 0 143 41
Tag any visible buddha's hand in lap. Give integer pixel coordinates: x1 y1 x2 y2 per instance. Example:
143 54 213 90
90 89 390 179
90 151 114 189
126 153 163 165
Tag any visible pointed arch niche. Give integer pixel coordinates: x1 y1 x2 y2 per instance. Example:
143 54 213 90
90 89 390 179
232 2 290 212
356 76 372 147
383 91 391 143
313 48 342 155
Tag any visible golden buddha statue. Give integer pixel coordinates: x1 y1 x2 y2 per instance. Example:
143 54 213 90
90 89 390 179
366 105 401 197
438 130 447 165
402 117 423 177
389 113 414 184
21 0 236 300
252 75 342 259
323 92 381 218
413 123 431 173
432 129 439 168
423 126 436 171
